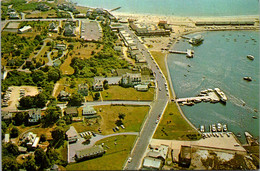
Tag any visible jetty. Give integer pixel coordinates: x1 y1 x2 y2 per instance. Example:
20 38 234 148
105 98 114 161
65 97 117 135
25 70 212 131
110 7 121 12
169 49 194 58
176 88 227 105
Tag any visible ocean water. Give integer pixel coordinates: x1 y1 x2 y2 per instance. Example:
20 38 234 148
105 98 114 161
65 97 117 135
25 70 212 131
72 0 259 17
167 31 259 143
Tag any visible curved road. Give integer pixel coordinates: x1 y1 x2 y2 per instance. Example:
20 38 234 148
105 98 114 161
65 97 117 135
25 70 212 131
123 25 169 170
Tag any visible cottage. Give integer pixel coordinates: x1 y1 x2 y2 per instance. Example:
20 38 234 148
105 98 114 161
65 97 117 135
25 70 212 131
74 145 105 161
78 83 89 96
93 80 103 91
49 22 58 32
66 126 78 143
1 111 12 120
55 43 67 51
121 73 142 86
4 134 10 144
178 145 191 167
21 132 40 149
9 12 20 19
57 90 70 101
28 108 41 123
147 144 169 160
82 105 97 116
134 84 149 91
64 23 76 36
64 107 78 116
142 156 163 170
18 26 32 33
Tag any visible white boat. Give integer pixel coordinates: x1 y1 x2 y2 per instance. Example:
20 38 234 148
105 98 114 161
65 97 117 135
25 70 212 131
223 124 227 132
214 88 227 102
247 55 254 60
217 123 222 132
212 124 216 132
210 99 219 103
200 125 205 132
243 77 252 81
189 35 204 45
194 99 202 103
207 89 214 92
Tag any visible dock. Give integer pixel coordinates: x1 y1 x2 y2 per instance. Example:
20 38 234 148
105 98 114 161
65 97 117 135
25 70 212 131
176 91 220 104
169 49 194 58
110 7 121 12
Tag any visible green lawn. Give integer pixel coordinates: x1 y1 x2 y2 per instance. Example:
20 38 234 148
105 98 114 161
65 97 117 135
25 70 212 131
153 102 200 140
101 86 154 101
56 141 68 162
72 105 150 134
66 135 136 170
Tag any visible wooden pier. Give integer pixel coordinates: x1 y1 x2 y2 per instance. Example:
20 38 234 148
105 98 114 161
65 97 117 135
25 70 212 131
176 91 220 103
169 49 194 58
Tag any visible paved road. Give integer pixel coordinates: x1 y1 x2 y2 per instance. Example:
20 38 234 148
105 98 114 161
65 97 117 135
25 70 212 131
123 25 169 170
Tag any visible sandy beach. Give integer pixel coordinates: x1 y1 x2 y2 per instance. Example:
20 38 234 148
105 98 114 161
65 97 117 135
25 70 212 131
112 11 258 25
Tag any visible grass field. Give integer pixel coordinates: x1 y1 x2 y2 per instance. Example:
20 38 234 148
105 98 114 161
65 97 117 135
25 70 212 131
150 51 174 98
60 52 75 75
153 102 200 140
66 135 136 170
72 105 150 134
56 141 68 162
101 86 154 101
25 9 57 19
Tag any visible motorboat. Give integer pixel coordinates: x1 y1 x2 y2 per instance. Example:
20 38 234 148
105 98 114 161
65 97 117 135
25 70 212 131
194 99 202 103
217 123 222 132
243 77 252 81
247 55 254 60
212 124 216 132
210 99 219 103
214 88 228 102
252 116 258 119
200 125 205 132
223 124 227 132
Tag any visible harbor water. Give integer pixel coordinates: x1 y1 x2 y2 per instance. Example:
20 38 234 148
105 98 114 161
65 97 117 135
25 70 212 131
167 31 259 143
71 0 259 17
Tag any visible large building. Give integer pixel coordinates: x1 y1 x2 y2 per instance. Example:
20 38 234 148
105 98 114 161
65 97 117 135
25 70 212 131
74 145 105 161
121 73 142 86
66 126 78 143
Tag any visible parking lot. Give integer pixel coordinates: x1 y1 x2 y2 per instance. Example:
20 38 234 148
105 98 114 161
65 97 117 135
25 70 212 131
1 86 39 111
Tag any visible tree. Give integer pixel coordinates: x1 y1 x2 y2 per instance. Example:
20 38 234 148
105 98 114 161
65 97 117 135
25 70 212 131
6 142 20 156
32 70 46 84
115 119 123 127
94 92 100 100
19 96 34 108
13 112 25 126
103 80 109 90
34 148 51 169
10 127 19 138
46 148 59 165
82 135 91 145
40 134 47 142
48 68 61 82
34 93 47 108
2 156 18 171
68 93 84 106
118 113 125 120
68 44 74 50
43 106 61 126
22 155 37 171
51 126 65 142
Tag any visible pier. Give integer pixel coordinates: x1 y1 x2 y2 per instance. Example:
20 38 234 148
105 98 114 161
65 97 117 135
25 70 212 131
110 7 121 12
169 49 194 58
176 91 220 104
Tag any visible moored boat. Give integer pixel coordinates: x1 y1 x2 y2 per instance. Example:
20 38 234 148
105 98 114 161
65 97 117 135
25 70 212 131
200 125 205 132
243 77 252 81
223 124 227 132
214 88 227 102
217 123 222 132
247 55 254 60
